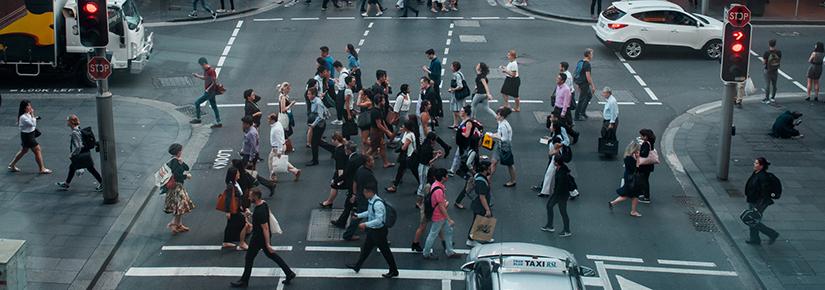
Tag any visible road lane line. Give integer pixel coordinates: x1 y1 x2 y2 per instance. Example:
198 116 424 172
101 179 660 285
236 20 243 28
221 46 231 56
644 88 659 101
442 279 451 290
231 28 239 37
215 67 222 77
603 264 738 276
227 36 236 45
507 16 535 20
217 56 227 67
595 261 614 290
368 22 374 28
442 58 448 65
644 102 663 105
793 80 807 91
328 16 356 20
587 255 644 263
448 30 453 37
304 246 470 255
622 63 636 74
125 267 466 280
252 18 283 21
778 70 792 80
749 50 759 57
276 277 285 290
450 23 454 28
364 16 392 19
614 52 626 62
446 38 451 46
583 277 604 288
358 39 365 46
633 75 647 87
291 17 320 20
444 47 450 55
471 17 500 20
437 16 464 20
597 101 636 105
657 259 717 268
161 245 293 251
363 30 369 36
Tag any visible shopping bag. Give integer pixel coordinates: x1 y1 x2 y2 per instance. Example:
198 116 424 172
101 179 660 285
481 133 495 150
269 211 283 234
469 215 497 242
744 77 757 96
269 154 289 174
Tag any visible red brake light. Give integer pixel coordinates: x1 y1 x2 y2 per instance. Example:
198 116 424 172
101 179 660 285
84 2 99 14
731 43 744 53
608 23 628 29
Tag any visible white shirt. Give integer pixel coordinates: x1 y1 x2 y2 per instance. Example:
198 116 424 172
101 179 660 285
394 93 411 112
402 132 416 157
19 113 36 133
506 61 518 77
563 70 575 93
270 121 286 153
603 95 619 123
496 119 513 142
344 88 355 110
335 68 350 92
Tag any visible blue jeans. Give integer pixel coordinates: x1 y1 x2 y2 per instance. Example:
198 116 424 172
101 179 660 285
423 219 455 257
194 92 221 123
192 0 214 13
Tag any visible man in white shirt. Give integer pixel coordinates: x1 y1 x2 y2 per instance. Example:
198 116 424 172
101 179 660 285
333 61 350 125
268 113 301 182
601 87 618 140
561 61 575 99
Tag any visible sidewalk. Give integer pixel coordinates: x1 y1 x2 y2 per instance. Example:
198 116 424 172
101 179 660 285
138 0 276 23
0 95 193 290
668 96 825 290
514 0 825 24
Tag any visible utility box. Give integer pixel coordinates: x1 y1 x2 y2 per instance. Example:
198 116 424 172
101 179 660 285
0 239 27 290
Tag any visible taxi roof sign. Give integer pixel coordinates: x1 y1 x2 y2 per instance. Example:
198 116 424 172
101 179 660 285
501 256 568 274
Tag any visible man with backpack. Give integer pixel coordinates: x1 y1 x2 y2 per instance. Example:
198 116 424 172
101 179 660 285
762 39 782 104
346 180 399 278
422 168 459 259
573 49 596 121
744 157 780 245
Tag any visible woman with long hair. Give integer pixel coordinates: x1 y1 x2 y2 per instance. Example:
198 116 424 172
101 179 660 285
490 107 516 187
370 94 395 168
386 118 420 193
357 89 374 155
471 62 496 121
8 100 51 174
637 129 656 203
806 42 824 101
320 132 349 207
222 167 251 248
163 143 196 234
277 82 296 150
609 141 642 217
346 44 362 91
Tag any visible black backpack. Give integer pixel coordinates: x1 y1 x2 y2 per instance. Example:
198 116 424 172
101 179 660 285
80 126 98 152
765 172 782 199
560 145 573 163
378 199 398 228
467 119 484 147
424 186 443 220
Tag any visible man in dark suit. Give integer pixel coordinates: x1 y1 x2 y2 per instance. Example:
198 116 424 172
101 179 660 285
342 155 375 241
332 143 362 231
231 189 296 288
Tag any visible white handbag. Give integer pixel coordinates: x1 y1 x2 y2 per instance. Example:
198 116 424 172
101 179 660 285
744 77 757 96
269 153 289 174
269 210 283 235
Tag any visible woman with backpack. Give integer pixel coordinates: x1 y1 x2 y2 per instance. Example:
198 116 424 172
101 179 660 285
8 100 51 174
56 115 103 192
386 118 419 193
609 141 642 217
422 168 459 259
541 158 574 237
163 143 196 234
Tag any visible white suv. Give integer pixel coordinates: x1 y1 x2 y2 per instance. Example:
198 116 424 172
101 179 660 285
593 1 723 60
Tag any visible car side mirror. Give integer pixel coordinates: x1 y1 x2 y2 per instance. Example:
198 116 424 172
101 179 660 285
461 261 475 272
579 266 596 277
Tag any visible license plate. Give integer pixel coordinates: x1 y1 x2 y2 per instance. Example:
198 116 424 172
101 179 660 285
599 22 605 28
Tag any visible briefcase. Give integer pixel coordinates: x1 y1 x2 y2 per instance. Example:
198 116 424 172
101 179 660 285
598 137 618 156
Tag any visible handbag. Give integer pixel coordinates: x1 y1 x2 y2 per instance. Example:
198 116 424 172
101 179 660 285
270 154 289 174
154 158 177 192
637 142 660 166
342 119 358 136
269 210 283 234
451 72 471 100
357 110 372 128
284 139 294 153
215 187 240 214
386 111 400 125
481 133 495 150
744 77 757 95
214 82 226 95
740 207 762 226
33 128 42 138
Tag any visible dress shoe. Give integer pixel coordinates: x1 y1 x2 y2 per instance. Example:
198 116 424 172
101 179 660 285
346 263 360 273
330 220 345 229
745 239 761 245
411 242 423 252
282 272 296 284
344 235 360 241
768 234 779 245
305 161 319 166
230 280 248 288
382 271 399 278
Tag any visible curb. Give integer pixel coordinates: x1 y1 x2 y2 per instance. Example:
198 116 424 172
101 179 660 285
165 7 257 23
144 2 282 27
662 92 807 290
514 5 595 24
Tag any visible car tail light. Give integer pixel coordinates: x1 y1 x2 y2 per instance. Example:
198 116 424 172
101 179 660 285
608 23 628 29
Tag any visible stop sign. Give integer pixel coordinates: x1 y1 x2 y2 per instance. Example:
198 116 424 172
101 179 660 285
727 5 751 27
87 56 111 80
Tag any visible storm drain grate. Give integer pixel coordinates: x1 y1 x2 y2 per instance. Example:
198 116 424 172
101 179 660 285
307 209 345 241
153 76 194 88
687 211 718 232
175 105 205 118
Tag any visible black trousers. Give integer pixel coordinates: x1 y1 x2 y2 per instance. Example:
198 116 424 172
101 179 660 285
765 71 778 100
545 195 570 232
311 123 326 162
601 119 618 140
401 0 418 16
575 84 593 118
335 191 356 226
240 240 295 283
220 0 235 9
590 0 602 15
749 201 779 242
66 163 102 184
638 171 651 199
344 196 368 239
335 90 345 121
354 227 398 272
322 0 339 8
223 213 245 243
392 154 419 186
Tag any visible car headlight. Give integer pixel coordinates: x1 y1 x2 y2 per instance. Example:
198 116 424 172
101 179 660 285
131 42 138 58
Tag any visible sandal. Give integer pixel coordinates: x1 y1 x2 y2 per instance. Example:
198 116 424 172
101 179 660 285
386 186 397 193
503 182 516 188
630 211 642 217
454 203 465 209
383 163 396 168
39 169 52 174
177 225 190 232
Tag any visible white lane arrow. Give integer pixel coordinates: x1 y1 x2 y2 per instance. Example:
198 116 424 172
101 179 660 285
616 275 652 290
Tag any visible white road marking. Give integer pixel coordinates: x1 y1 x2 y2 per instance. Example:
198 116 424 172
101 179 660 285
614 52 626 62
368 22 374 28
616 275 652 290
276 277 285 290
458 35 487 43
444 47 450 55
583 277 605 288
363 30 369 36
587 255 644 263
778 70 792 80
595 261 614 290
437 16 464 20
442 58 448 65
446 38 451 46
793 80 807 91
486 0 497 6
749 50 759 57
236 20 243 28
217 56 226 67
231 28 239 37
125 267 466 280
365 16 392 19
216 104 246 108
657 259 717 268
471 16 500 20
221 46 231 56
252 18 283 21
644 102 663 105
328 16 356 20
227 37 236 45
358 39 365 46
215 67 222 77
603 264 738 276
161 245 293 251
644 88 659 101
507 16 535 20
622 63 636 74
633 75 647 87
304 246 471 255
450 23 454 29
401 16 429 20
447 30 453 37
291 17 320 20
442 279 451 290
597 101 636 105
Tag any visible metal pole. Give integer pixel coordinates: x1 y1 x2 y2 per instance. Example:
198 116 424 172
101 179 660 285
701 0 709 15
717 82 736 180
95 47 119 204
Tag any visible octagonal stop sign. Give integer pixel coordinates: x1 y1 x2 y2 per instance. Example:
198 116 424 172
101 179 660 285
727 5 751 27
87 56 111 81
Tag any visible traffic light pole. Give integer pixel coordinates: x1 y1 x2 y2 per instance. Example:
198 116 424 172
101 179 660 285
94 47 119 204
717 82 737 180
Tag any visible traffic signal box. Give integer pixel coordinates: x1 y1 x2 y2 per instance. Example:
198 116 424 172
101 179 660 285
721 23 752 82
78 0 109 47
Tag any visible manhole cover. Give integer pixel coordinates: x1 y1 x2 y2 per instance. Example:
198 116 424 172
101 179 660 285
687 211 717 232
454 20 480 27
176 105 205 118
459 35 487 43
307 209 345 241
153 76 194 88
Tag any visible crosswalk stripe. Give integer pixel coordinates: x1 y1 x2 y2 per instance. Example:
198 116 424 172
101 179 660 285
305 246 471 255
656 259 717 268
603 264 737 276
161 245 293 251
587 255 644 263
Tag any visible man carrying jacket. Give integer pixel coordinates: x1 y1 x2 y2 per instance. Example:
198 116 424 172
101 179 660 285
744 157 780 245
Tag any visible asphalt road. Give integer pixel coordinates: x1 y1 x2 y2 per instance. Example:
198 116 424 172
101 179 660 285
2 1 819 289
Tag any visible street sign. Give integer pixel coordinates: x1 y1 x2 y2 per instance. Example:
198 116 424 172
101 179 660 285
87 56 111 80
726 5 751 27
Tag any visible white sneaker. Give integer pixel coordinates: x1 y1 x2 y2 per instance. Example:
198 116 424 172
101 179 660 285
376 11 383 16
331 120 344 125
216 9 226 12
361 12 368 16
465 240 480 247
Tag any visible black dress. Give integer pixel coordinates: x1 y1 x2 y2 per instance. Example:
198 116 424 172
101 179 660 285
616 156 639 198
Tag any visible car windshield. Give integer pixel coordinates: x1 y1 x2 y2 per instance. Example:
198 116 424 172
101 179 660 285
122 0 142 30
691 13 710 24
602 6 626 21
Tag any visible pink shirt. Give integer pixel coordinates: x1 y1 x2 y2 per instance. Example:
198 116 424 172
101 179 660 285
554 84 571 116
430 181 447 222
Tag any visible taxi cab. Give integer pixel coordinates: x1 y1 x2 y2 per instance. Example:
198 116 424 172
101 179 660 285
461 242 595 290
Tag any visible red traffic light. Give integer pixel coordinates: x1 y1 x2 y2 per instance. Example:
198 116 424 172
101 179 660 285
83 2 99 14
731 43 744 53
